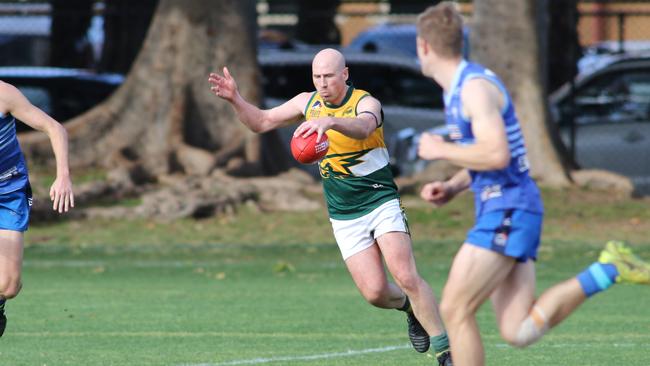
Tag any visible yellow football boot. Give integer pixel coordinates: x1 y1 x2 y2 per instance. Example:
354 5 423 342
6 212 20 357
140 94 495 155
599 241 650 284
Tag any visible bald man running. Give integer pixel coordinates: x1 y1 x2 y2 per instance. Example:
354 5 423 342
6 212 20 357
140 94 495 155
209 49 452 365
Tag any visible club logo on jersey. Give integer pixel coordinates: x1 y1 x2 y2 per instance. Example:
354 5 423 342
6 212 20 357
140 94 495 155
343 106 353 116
309 100 322 119
480 184 502 202
319 150 371 178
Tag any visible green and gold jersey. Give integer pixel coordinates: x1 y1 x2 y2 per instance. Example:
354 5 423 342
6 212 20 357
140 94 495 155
305 86 399 220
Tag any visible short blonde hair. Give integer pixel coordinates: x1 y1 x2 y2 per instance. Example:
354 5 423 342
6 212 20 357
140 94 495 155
416 2 464 58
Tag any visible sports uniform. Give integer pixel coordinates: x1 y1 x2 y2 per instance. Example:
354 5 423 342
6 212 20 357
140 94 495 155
304 86 408 260
444 60 543 262
0 112 31 232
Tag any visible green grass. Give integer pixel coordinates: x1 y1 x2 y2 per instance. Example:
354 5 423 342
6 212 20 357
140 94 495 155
2 188 650 365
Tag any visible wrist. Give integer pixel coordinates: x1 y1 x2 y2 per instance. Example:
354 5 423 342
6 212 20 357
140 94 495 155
326 116 337 130
56 169 70 180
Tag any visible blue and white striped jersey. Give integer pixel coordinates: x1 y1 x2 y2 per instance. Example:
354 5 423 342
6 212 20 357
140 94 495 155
443 60 543 216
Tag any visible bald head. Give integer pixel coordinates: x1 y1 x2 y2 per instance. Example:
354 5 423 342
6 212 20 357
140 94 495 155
311 48 349 104
312 48 346 72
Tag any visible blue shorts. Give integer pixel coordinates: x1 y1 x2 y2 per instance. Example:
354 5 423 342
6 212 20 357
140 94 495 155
466 209 542 262
0 184 32 232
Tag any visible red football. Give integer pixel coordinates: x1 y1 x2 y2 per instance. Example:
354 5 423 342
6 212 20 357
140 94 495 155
290 132 329 164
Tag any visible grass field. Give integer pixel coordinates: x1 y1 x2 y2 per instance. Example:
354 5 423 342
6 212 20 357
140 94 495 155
2 188 650 365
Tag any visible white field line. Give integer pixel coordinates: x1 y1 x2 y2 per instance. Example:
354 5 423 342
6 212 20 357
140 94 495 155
177 344 412 366
180 342 650 366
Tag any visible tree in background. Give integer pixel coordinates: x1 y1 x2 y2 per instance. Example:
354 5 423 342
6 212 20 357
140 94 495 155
22 0 297 219
295 0 341 44
50 0 94 68
99 0 158 74
390 0 440 14
471 0 571 186
540 0 582 94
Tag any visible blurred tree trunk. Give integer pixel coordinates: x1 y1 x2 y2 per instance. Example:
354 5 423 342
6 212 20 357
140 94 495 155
295 0 341 44
50 0 94 68
545 0 581 94
471 0 571 187
23 0 288 185
389 0 440 14
99 0 158 74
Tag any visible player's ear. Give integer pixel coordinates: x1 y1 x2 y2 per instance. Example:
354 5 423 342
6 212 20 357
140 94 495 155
416 36 428 55
342 67 349 81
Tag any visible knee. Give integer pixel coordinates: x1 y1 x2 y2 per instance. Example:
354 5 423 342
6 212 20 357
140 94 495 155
0 276 22 299
361 286 388 307
499 328 524 348
392 270 421 294
502 314 548 348
440 297 472 326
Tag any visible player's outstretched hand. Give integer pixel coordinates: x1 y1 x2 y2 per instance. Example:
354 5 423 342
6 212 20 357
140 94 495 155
50 176 74 213
208 67 238 102
420 181 453 207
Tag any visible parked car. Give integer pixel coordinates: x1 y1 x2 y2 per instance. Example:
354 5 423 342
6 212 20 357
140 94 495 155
0 66 124 132
578 40 650 75
258 48 446 176
345 23 471 60
550 54 650 193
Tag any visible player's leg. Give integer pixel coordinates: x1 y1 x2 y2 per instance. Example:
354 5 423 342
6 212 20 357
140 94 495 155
372 199 449 358
0 230 24 337
440 243 516 366
441 208 543 366
331 208 407 309
0 186 31 337
377 231 450 359
492 240 650 348
344 244 407 309
491 260 587 347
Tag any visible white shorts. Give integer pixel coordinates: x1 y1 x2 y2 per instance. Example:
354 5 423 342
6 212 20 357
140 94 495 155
330 199 410 260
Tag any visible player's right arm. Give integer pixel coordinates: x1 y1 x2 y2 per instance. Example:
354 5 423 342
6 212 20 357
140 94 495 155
420 169 471 207
208 67 308 133
0 81 74 213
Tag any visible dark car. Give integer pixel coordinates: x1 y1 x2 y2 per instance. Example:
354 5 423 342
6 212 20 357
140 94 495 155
258 49 446 176
550 55 650 192
0 67 124 132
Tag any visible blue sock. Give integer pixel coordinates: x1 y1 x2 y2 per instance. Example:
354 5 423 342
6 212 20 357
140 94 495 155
576 262 619 297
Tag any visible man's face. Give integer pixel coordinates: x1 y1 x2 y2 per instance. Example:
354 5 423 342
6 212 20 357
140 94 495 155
312 62 348 103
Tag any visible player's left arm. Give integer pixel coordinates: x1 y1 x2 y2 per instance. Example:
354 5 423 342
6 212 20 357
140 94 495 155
3 82 74 213
418 78 510 171
294 95 381 142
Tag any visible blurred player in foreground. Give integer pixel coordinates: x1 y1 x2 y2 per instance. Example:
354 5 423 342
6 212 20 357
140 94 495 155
0 81 74 337
209 48 452 364
415 3 650 366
